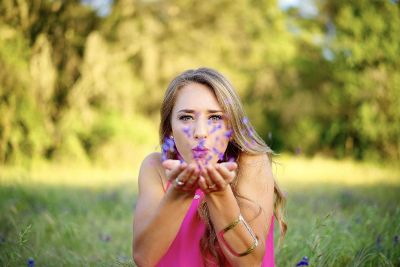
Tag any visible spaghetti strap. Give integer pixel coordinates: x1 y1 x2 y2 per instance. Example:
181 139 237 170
164 180 172 192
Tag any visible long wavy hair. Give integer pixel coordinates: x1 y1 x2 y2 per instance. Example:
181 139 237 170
159 67 287 266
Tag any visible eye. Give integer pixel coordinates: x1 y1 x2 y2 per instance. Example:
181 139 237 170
178 115 193 121
209 115 223 121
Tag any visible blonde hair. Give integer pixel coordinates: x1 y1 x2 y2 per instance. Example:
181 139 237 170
159 67 287 265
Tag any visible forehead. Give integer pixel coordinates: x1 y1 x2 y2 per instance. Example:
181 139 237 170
173 82 222 112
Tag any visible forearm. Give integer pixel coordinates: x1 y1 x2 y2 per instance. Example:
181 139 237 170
205 187 264 267
133 189 194 266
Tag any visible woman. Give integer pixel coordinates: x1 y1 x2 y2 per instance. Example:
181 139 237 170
132 68 286 267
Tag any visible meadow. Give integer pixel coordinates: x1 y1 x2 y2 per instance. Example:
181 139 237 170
0 155 399 267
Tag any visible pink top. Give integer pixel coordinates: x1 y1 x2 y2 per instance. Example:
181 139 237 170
156 188 275 267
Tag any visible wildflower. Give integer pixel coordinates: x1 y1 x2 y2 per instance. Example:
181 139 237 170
205 155 213 165
166 138 174 150
27 258 35 267
376 234 382 249
210 123 222 134
182 126 191 138
224 130 233 139
100 233 112 242
212 147 220 155
296 256 309 266
199 139 206 148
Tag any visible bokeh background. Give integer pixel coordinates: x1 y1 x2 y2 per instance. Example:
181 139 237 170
0 0 399 266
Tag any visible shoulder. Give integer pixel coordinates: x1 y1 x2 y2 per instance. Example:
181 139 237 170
138 152 166 192
237 152 273 182
236 152 274 201
140 152 163 170
238 152 271 166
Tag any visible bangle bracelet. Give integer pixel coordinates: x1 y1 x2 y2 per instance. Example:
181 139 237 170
218 214 259 257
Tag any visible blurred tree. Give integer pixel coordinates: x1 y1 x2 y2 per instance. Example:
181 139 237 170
1 0 399 165
318 0 400 160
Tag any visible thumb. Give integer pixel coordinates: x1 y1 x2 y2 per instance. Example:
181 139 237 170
219 162 238 171
162 159 182 171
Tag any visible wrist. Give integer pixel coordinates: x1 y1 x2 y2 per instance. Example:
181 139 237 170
205 184 232 199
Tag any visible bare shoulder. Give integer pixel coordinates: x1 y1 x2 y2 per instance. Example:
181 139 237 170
238 152 271 167
237 152 273 182
236 152 274 212
141 152 163 170
138 152 167 193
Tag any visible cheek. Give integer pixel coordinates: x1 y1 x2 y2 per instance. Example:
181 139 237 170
172 130 192 158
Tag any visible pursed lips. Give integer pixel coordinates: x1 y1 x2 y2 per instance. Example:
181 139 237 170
192 146 209 158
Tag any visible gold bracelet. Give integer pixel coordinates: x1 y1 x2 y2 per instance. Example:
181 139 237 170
218 214 259 257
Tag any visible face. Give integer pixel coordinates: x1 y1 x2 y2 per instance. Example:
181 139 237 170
170 82 232 165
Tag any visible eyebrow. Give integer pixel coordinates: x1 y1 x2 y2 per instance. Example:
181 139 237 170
177 109 223 114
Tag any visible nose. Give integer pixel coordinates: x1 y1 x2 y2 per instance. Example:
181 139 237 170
193 119 208 139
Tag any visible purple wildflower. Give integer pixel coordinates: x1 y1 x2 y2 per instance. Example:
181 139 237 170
228 157 236 162
166 138 174 149
182 126 191 138
224 130 233 139
27 258 35 267
242 117 249 124
296 256 309 266
205 155 213 165
212 147 220 155
162 143 169 152
199 139 206 148
100 233 112 242
376 234 382 249
244 140 249 148
210 123 222 134
161 137 175 161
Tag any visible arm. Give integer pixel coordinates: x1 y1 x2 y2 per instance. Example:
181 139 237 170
201 154 274 267
132 153 198 267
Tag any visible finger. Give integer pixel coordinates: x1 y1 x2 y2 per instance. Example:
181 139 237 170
219 162 238 172
201 166 214 188
162 159 183 170
216 164 236 183
168 162 187 181
198 176 210 193
206 165 225 189
183 164 200 191
175 166 194 190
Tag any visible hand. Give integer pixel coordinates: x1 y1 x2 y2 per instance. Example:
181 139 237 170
197 162 238 194
162 160 200 192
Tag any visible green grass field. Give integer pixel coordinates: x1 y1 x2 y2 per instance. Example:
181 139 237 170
1 155 399 266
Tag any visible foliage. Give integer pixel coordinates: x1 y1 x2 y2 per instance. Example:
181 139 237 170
0 0 399 165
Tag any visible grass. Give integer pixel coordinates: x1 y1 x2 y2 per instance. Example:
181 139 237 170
0 154 399 266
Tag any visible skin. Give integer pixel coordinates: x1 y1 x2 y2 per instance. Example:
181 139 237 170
133 82 275 267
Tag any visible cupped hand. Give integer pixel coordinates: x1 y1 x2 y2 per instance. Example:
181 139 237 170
162 159 200 192
197 162 238 194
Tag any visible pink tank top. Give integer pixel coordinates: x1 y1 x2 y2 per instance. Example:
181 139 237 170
156 188 275 267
